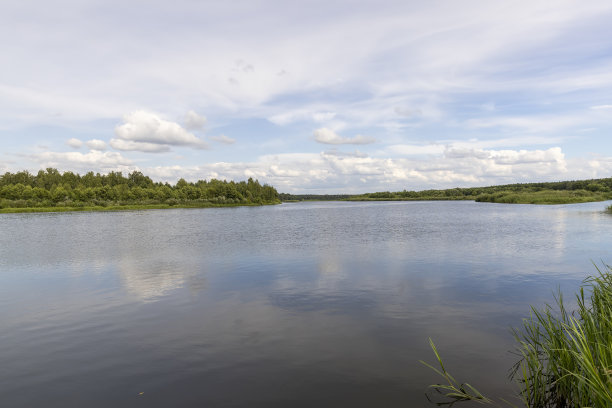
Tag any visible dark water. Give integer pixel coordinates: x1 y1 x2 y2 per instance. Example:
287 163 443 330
1 201 611 407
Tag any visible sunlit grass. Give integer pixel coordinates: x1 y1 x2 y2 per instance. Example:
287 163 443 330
475 190 610 204
424 264 612 407
0 201 276 213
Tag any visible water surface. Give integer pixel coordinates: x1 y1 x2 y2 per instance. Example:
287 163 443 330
1 201 611 407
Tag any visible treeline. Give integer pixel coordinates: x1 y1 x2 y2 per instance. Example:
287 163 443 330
349 178 612 204
0 168 279 210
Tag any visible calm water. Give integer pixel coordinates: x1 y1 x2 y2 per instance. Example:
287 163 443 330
1 201 611 407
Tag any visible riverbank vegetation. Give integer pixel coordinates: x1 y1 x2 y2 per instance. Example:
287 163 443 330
350 178 612 204
0 169 280 213
278 193 352 202
423 265 612 407
280 178 612 205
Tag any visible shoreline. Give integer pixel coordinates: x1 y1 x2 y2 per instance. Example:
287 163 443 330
282 196 612 205
0 201 281 214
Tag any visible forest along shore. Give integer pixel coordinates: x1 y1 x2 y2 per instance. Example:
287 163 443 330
3 170 612 213
0 169 280 213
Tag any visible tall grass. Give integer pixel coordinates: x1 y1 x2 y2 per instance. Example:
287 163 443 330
423 265 612 407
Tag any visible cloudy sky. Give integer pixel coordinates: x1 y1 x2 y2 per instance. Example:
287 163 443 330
2 0 612 193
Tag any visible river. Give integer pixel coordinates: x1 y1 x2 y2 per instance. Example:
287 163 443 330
1 200 611 407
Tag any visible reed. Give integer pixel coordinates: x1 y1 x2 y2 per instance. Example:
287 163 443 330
423 264 612 407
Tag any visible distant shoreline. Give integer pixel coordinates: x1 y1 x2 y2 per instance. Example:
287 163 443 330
0 201 281 214
281 194 610 205
345 195 610 205
280 177 612 206
5 197 610 214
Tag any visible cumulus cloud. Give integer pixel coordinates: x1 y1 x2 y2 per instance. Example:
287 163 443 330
66 138 83 149
313 128 375 145
31 150 133 171
85 139 107 151
268 110 337 126
387 144 445 156
210 135 236 145
444 147 492 159
489 147 564 165
137 146 577 194
4 2 612 190
113 110 208 152
109 139 171 153
323 149 368 158
443 146 565 166
183 110 207 130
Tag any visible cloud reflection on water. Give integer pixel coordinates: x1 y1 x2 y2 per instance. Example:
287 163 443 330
0 201 611 407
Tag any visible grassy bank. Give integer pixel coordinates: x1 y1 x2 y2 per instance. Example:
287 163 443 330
0 200 280 214
474 189 611 204
280 178 612 205
424 265 612 407
285 189 611 205
347 178 612 205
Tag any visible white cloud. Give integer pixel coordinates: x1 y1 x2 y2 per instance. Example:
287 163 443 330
465 115 585 133
312 112 337 122
444 147 492 160
117 257 187 301
3 1 612 191
210 134 235 145
488 147 565 165
386 144 445 156
66 138 83 149
109 138 171 153
443 136 566 150
268 110 338 126
590 105 612 110
582 156 612 178
323 149 368 158
1 1 611 133
183 110 207 130
137 146 579 194
114 110 208 151
85 139 107 151
313 128 375 145
267 111 303 126
31 150 133 171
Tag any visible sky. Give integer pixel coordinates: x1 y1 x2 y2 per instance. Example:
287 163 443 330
2 0 612 193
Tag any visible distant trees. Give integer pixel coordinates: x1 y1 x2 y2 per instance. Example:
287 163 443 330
0 169 280 209
345 178 612 204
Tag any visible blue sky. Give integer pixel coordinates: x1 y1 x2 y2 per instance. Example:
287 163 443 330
2 0 612 193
